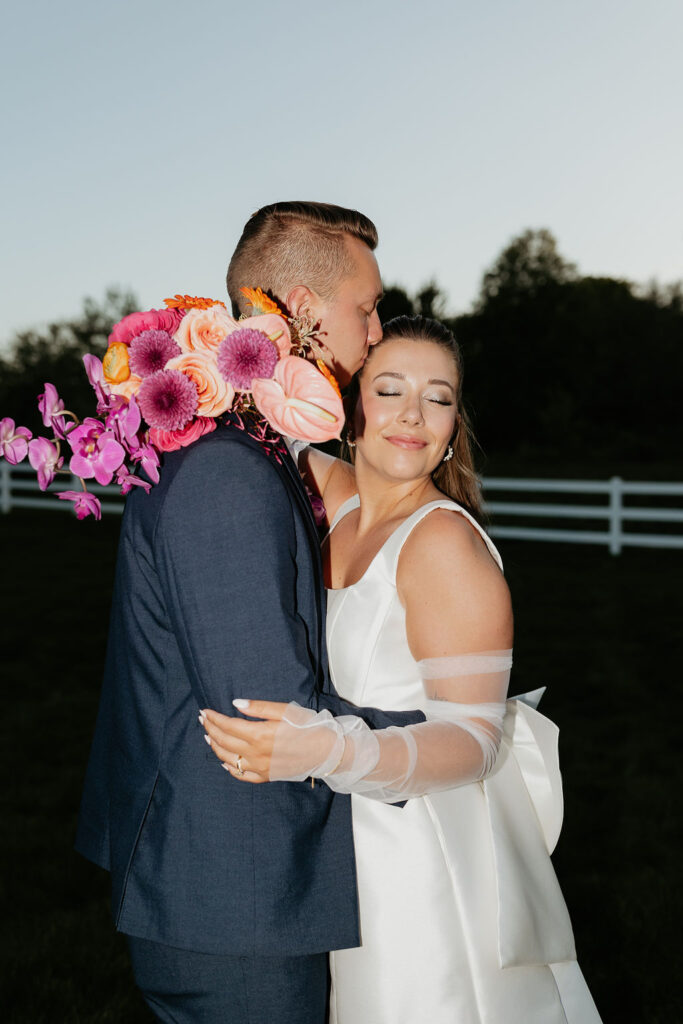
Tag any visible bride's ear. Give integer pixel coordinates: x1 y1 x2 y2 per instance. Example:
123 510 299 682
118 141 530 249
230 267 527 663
286 285 318 319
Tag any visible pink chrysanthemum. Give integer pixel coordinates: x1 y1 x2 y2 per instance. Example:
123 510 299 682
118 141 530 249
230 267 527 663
137 369 198 431
128 329 181 378
217 328 278 391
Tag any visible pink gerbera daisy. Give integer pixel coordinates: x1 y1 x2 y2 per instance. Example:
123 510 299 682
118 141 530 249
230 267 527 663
217 328 278 390
137 369 198 431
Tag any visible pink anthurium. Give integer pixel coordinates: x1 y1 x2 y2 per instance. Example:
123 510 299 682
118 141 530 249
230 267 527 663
0 418 32 464
251 356 344 443
28 437 64 490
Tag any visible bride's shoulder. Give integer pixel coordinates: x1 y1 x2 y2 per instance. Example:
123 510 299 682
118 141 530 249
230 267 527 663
399 506 513 652
403 505 493 568
398 504 508 605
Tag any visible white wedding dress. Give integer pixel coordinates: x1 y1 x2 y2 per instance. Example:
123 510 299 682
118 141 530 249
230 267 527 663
325 495 602 1024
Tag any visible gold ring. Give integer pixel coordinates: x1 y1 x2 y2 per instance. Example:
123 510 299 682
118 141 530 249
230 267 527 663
235 756 245 776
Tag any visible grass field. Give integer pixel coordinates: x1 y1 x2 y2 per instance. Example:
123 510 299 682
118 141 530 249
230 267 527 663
1 509 680 1022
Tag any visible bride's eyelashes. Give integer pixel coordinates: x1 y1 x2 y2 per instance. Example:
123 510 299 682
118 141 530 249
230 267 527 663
374 388 453 406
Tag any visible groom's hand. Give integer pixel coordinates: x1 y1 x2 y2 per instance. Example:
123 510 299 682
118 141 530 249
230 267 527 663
199 701 287 783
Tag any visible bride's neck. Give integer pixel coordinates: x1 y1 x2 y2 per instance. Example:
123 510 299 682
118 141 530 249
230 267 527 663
353 465 440 532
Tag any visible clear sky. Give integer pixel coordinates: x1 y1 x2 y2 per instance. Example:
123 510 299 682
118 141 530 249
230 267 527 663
2 0 681 347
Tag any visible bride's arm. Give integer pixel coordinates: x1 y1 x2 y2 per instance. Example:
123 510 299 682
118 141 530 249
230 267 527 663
297 446 356 525
201 511 514 798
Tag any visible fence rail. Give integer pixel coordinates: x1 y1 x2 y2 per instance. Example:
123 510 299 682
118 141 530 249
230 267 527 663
2 462 682 555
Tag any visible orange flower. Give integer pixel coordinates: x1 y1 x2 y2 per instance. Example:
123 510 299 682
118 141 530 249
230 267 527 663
240 286 287 319
316 359 341 398
163 294 226 311
103 342 131 384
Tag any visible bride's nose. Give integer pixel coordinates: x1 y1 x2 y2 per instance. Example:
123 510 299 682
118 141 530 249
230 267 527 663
398 396 424 425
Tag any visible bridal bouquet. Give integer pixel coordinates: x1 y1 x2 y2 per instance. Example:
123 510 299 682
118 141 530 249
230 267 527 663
0 289 344 520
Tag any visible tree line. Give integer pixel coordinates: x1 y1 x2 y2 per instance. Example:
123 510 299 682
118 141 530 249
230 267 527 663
1 230 680 474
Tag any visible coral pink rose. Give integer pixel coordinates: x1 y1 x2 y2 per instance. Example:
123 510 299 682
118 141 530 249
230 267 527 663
252 356 344 442
165 352 234 417
174 306 238 356
109 373 143 400
149 416 217 452
109 308 183 346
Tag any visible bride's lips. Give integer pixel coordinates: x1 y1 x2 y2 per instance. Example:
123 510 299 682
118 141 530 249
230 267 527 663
385 434 428 450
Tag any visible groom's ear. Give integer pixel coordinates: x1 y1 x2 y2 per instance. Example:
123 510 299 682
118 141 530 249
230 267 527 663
286 285 318 318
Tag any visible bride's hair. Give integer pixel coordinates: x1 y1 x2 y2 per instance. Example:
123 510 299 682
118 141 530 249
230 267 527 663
344 315 485 523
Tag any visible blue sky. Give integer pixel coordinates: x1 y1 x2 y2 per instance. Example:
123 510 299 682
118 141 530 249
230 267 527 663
1 0 681 347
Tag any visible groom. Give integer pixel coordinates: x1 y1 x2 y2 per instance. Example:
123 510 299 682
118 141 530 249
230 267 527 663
75 202 425 1023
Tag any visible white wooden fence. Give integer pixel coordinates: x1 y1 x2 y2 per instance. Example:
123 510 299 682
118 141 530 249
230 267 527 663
2 461 683 555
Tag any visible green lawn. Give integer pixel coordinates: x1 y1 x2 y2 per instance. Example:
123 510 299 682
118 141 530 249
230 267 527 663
0 510 680 1022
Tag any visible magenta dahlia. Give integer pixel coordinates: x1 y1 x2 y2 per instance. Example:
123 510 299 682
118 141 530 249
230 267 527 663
128 329 181 378
137 369 198 431
217 328 278 390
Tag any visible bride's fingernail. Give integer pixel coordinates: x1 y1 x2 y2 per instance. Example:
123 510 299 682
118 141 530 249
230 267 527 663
221 763 231 771
204 735 212 746
198 714 205 725
233 699 250 709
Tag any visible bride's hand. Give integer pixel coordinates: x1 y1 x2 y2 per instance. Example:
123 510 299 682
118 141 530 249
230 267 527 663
200 701 287 784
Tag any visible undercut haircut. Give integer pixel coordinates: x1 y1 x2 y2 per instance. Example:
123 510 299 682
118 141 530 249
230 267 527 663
226 201 378 316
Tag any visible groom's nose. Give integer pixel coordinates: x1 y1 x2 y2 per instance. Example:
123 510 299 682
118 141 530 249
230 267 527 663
367 309 382 346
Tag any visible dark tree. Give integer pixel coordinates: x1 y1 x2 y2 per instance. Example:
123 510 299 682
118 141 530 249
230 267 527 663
0 288 138 433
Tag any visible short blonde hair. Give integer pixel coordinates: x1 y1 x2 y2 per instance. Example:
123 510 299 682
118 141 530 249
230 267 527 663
226 201 378 316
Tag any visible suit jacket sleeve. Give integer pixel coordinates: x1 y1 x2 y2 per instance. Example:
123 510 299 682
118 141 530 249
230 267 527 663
156 436 424 726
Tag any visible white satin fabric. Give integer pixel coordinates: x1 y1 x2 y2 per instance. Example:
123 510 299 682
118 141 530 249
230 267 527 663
326 496 602 1024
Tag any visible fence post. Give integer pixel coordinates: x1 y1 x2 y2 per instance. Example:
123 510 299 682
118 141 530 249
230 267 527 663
1 462 10 514
609 476 622 555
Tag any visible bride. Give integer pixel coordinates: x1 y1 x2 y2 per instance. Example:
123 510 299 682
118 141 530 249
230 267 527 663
201 315 602 1023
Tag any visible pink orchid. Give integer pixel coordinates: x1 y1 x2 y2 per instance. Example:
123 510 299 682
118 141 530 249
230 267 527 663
67 417 126 485
251 357 345 442
115 464 152 495
106 394 142 450
28 437 64 490
37 383 70 439
0 418 32 464
83 353 112 414
57 490 102 520
129 439 160 484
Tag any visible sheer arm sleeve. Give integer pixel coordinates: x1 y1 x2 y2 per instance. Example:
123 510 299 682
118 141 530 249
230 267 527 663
269 651 512 802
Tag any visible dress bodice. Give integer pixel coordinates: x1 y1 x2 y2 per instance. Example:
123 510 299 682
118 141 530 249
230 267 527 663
326 494 503 712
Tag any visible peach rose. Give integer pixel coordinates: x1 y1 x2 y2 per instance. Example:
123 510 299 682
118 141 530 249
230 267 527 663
165 352 234 417
174 306 238 356
252 356 344 443
109 373 143 400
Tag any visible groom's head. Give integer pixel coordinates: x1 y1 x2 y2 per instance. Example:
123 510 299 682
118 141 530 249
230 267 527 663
227 201 383 386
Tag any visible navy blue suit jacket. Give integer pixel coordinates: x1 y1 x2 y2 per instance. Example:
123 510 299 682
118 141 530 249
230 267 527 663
75 422 425 956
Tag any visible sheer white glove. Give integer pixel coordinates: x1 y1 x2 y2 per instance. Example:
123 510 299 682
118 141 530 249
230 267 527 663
270 651 512 802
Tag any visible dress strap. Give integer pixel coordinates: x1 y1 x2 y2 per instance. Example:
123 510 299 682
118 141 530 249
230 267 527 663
381 499 504 582
327 493 360 534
